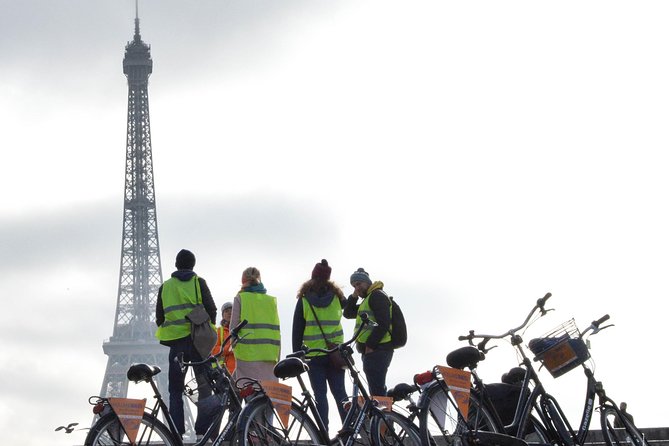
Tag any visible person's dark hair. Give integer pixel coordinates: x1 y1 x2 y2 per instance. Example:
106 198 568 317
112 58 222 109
297 279 345 303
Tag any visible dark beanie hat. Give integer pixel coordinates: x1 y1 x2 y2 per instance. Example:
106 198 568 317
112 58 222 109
350 267 372 285
175 249 196 270
311 259 332 281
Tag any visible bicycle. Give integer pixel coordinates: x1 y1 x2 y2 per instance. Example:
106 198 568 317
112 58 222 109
386 356 528 446
232 312 422 446
84 320 247 446
458 292 649 446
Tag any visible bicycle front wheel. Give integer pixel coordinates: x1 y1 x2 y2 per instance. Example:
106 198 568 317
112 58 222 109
371 409 422 446
235 398 324 446
418 383 498 446
85 412 177 446
601 406 649 446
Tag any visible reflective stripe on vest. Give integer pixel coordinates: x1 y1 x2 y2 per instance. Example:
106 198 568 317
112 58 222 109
155 276 200 341
355 291 392 345
302 297 344 357
234 292 281 362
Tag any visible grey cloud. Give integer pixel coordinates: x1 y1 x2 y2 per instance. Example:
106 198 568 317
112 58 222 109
159 195 339 252
0 0 344 103
0 202 119 273
0 193 338 273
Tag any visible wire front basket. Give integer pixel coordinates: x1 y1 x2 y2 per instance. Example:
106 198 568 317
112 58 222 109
528 319 590 378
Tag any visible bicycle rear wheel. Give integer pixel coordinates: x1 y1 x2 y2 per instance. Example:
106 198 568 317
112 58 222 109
601 406 649 446
418 383 498 446
235 398 324 446
85 412 177 446
371 409 422 446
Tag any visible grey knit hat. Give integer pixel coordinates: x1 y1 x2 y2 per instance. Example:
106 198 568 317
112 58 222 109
350 267 372 285
222 302 233 312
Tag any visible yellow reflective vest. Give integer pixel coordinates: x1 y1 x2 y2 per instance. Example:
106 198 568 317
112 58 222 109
155 276 201 341
234 292 281 362
355 283 392 345
302 296 344 357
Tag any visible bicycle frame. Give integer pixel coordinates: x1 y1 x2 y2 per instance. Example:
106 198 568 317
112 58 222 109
495 348 624 446
88 320 248 446
269 315 411 446
470 313 624 446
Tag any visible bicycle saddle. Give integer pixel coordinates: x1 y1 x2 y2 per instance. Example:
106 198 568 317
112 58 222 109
274 357 309 379
501 367 525 385
127 363 161 383
387 382 418 401
446 346 485 370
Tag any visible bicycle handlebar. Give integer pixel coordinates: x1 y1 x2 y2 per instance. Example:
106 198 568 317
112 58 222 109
581 314 613 337
287 312 374 358
458 292 553 348
177 319 248 367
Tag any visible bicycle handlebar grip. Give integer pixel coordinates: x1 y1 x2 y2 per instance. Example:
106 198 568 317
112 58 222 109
538 292 552 306
593 314 610 327
458 335 468 341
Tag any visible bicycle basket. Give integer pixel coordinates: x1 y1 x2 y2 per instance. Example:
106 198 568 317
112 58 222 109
528 319 590 378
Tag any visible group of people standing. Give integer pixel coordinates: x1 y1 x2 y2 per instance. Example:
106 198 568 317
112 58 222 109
155 250 399 438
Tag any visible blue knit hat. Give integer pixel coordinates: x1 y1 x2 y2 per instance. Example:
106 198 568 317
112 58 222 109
350 267 372 285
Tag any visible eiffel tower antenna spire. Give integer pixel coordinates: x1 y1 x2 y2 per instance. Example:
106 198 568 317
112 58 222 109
134 0 140 41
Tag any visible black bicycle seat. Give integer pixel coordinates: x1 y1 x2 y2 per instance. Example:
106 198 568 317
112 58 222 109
501 367 525 385
446 346 485 370
387 382 418 401
127 363 161 383
274 357 309 379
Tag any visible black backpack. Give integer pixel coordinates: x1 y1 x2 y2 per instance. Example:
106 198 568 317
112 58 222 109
380 291 408 349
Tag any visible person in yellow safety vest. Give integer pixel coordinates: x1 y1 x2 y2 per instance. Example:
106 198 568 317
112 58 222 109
155 249 217 438
211 301 236 374
230 266 281 383
343 267 393 397
292 259 348 431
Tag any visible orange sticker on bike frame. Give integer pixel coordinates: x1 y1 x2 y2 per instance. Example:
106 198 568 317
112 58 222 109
261 381 292 427
437 366 471 421
108 398 146 444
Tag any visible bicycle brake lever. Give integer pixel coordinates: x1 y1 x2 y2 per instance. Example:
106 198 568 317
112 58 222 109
592 323 614 335
540 307 555 316
232 332 251 348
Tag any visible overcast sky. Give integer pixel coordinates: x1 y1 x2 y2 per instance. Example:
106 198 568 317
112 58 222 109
2 1 668 444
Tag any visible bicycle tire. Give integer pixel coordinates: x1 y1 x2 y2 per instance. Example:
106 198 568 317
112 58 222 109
600 405 649 446
371 409 422 446
235 398 325 446
418 382 498 446
85 411 177 446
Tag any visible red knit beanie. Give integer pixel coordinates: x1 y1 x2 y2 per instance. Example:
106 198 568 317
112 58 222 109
311 259 332 281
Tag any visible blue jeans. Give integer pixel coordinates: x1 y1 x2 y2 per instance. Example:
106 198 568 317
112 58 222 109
167 337 211 435
306 355 348 430
362 349 393 396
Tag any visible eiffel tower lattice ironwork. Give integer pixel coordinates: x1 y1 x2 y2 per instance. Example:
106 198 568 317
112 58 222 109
98 8 195 432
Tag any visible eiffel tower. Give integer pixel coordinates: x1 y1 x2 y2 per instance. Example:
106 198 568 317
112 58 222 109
98 4 195 431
